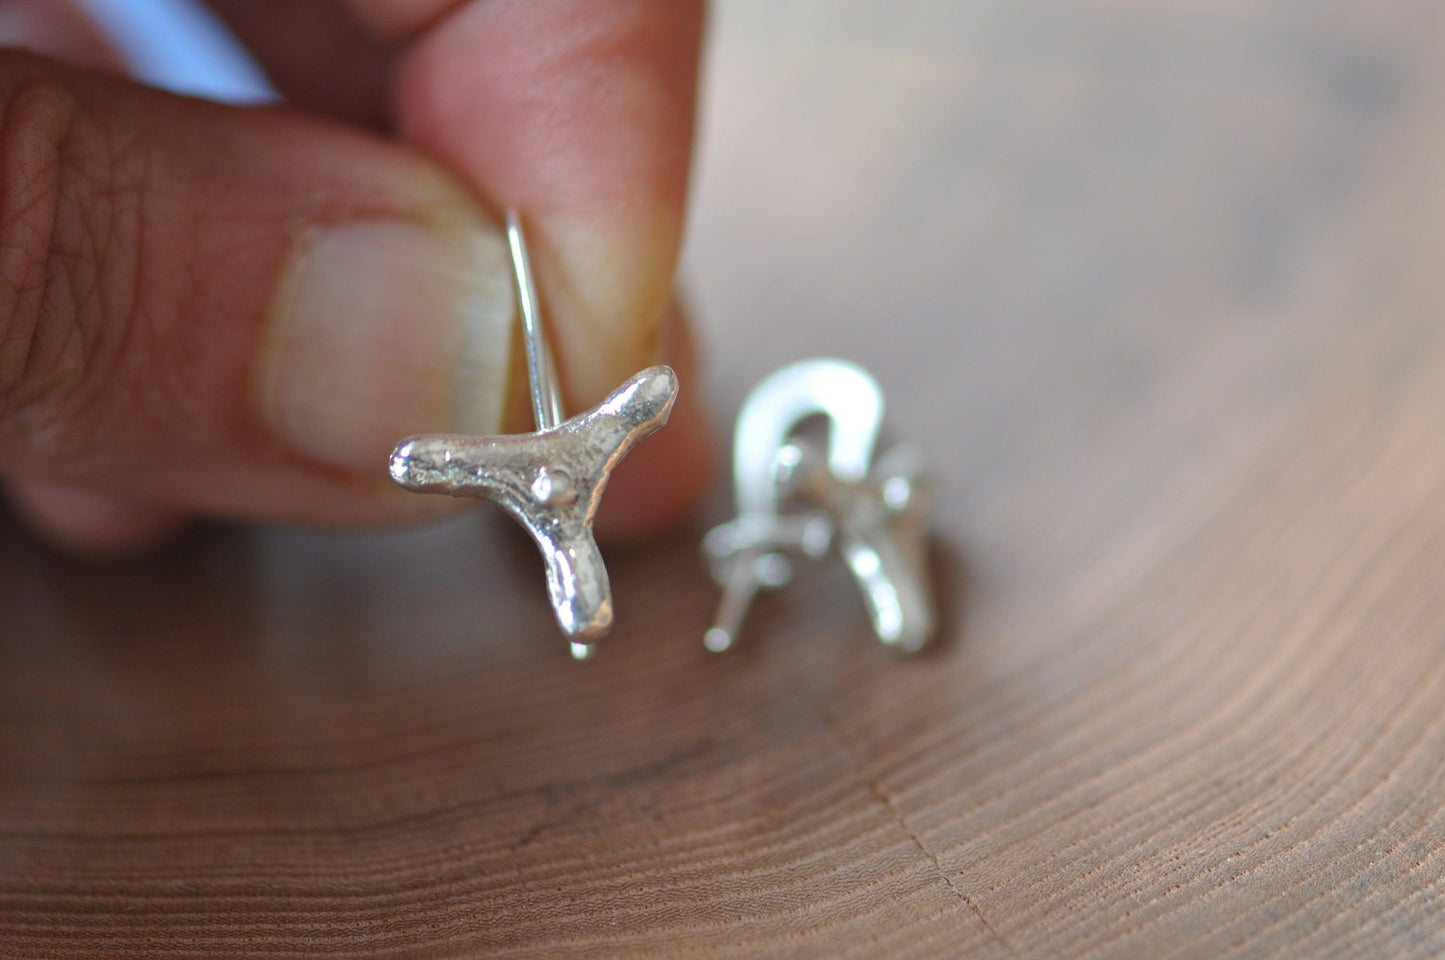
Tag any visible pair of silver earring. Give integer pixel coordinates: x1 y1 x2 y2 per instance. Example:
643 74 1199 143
700 358 934 654
388 210 933 659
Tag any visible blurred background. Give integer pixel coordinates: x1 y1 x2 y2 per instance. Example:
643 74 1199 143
688 1 1431 621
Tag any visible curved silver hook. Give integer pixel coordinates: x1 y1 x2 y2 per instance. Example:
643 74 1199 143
732 358 885 518
506 209 565 431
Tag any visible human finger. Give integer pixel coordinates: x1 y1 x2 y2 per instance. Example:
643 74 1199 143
5 479 187 556
378 0 705 411
202 0 391 127
0 0 126 73
0 51 520 524
0 0 194 551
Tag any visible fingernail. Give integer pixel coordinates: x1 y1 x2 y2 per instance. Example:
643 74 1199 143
260 215 514 476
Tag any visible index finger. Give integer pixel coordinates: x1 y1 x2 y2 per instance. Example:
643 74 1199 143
366 0 705 410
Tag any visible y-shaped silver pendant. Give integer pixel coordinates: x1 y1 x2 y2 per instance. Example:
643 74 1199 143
388 210 679 659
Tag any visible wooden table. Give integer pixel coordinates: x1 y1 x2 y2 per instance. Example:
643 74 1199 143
6 1 1445 955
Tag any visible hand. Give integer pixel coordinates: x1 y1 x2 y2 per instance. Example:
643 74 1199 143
0 0 713 554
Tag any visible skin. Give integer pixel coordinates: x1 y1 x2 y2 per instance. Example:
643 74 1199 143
0 0 714 554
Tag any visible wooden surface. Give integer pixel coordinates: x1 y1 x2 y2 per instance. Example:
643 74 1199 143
6 0 1445 955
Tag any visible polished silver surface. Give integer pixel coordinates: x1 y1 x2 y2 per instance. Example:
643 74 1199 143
781 439 935 652
702 358 934 652
390 210 679 657
391 366 677 651
731 358 884 518
700 511 833 652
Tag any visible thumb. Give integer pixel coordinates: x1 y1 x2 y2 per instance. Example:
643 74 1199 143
0 50 532 524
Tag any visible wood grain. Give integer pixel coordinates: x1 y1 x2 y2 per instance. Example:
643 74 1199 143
6 0 1445 955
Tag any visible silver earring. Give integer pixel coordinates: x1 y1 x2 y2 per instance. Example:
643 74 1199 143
389 210 679 660
702 358 934 653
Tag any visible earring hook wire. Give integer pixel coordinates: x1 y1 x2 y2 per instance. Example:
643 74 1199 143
507 208 565 431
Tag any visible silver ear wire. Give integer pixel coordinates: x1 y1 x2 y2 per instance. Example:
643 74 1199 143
507 210 565 431
388 209 680 659
702 358 935 652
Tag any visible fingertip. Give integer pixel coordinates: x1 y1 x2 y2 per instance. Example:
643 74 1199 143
594 294 717 541
0 0 128 73
5 480 190 557
392 0 705 405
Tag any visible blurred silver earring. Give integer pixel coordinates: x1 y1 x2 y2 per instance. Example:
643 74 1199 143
702 358 935 653
389 209 679 660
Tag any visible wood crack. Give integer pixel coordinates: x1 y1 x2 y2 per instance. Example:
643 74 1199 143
797 682 1021 958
